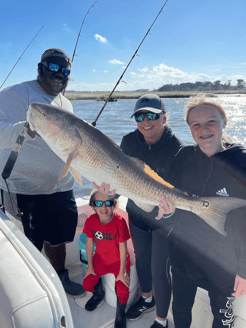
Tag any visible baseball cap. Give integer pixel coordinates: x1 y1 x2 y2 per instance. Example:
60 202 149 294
40 48 72 66
131 94 165 118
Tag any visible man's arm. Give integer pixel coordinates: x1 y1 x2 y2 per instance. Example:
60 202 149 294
0 87 31 149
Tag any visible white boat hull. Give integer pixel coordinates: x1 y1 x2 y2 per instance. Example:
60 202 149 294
0 209 73 328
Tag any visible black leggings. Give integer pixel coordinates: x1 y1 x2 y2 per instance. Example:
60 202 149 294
129 220 171 318
172 271 235 328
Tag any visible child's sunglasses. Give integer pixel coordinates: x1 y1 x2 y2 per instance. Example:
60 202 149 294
93 200 115 207
134 111 162 122
42 61 71 76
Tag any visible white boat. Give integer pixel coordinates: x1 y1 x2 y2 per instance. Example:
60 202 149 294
0 196 246 328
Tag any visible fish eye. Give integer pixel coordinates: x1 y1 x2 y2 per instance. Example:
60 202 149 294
202 200 210 208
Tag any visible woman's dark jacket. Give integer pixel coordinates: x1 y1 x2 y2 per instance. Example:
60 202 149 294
120 125 183 231
167 144 246 292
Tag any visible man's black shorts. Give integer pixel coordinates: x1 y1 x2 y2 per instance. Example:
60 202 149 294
16 190 78 250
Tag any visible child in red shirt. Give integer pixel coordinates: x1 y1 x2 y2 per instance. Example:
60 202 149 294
83 190 131 328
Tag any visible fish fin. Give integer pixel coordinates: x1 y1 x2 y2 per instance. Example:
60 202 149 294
134 201 155 212
130 156 184 193
70 167 82 186
193 197 246 236
59 154 74 180
59 152 82 185
130 157 146 168
89 123 119 148
105 135 118 147
144 165 175 189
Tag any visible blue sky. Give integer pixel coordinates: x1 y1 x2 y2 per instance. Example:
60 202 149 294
1 0 246 91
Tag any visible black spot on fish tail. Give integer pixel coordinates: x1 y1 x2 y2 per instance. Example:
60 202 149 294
193 196 246 236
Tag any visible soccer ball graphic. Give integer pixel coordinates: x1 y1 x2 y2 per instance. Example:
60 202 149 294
95 231 104 240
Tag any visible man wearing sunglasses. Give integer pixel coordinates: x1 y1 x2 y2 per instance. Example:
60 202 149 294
37 51 71 97
0 48 85 298
120 94 183 328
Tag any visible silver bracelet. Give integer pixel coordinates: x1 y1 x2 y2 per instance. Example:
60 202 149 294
162 209 175 219
107 193 116 199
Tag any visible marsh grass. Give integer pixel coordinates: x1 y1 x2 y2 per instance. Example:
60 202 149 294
65 90 246 101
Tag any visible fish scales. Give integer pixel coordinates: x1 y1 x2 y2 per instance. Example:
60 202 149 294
27 102 246 236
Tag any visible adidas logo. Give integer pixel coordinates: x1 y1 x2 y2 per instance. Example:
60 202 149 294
216 188 229 197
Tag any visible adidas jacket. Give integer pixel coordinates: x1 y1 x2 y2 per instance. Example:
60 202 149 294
120 125 183 231
167 144 246 292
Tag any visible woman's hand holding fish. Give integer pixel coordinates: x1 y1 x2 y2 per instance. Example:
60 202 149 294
232 275 246 297
156 195 175 220
92 182 116 197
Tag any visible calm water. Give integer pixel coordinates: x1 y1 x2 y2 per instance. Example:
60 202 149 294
72 95 246 198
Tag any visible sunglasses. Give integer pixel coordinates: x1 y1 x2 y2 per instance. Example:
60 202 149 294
93 200 115 207
42 61 71 76
134 111 163 122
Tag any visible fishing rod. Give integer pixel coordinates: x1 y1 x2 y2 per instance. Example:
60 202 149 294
71 1 98 64
0 26 44 91
63 1 98 95
92 0 169 127
0 121 30 215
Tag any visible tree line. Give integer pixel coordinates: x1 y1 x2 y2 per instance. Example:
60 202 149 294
156 79 245 92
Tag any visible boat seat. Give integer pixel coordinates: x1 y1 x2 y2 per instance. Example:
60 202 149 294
0 209 74 328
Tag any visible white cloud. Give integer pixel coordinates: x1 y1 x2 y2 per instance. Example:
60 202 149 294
224 74 246 84
69 63 246 91
148 64 246 86
93 69 96 72
109 59 125 65
123 64 243 91
137 67 148 72
128 64 212 88
63 23 72 33
104 70 108 73
94 34 107 43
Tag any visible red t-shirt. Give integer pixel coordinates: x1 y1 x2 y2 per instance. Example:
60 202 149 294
83 213 130 265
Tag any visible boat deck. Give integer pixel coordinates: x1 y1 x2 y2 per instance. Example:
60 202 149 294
62 196 233 328
4 196 246 328
66 260 246 328
67 262 175 328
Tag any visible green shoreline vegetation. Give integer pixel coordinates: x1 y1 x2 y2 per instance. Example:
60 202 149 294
65 90 246 101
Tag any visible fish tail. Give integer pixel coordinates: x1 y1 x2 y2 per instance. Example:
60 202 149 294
193 197 246 236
